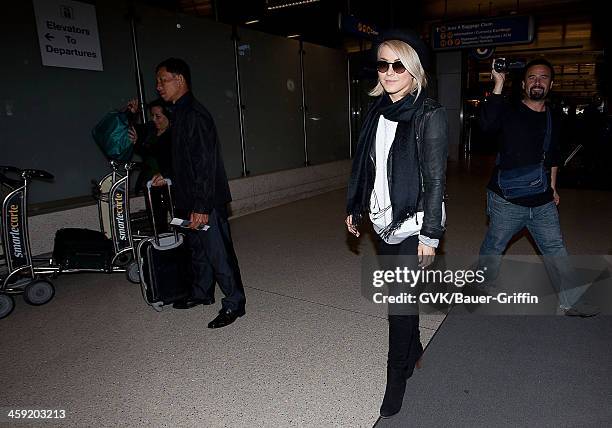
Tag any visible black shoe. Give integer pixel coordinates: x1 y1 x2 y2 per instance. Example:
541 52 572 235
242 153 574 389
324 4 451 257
173 297 214 309
564 302 600 317
207 308 243 329
379 369 407 419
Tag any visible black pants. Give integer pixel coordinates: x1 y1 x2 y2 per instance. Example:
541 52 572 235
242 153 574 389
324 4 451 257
377 235 423 378
182 207 246 314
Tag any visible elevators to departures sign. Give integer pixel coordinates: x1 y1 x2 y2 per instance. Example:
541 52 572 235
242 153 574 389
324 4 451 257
431 15 534 51
32 0 103 71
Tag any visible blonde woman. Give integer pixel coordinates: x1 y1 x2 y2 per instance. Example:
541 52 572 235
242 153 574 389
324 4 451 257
345 30 449 418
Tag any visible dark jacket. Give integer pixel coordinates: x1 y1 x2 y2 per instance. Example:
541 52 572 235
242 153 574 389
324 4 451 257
480 94 560 207
413 98 449 240
349 97 448 240
169 92 231 214
134 124 173 178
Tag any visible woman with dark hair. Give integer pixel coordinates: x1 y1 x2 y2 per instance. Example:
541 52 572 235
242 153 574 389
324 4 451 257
345 30 449 418
127 99 173 188
127 98 173 232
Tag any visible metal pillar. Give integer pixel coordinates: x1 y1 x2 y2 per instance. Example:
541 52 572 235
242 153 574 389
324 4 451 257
299 41 309 166
232 29 248 176
128 4 146 124
347 55 353 158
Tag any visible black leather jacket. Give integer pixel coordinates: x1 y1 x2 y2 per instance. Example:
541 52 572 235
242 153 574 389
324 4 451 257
413 98 449 239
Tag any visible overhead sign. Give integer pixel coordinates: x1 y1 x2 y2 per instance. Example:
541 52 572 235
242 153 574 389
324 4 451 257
32 0 103 71
432 15 534 51
339 14 379 39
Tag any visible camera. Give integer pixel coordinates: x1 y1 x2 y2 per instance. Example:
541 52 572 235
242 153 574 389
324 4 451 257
493 58 526 73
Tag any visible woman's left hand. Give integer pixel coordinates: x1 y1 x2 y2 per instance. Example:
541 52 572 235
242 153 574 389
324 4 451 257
417 243 436 268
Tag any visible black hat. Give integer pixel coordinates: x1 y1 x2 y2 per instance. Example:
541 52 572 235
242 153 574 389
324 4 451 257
372 29 431 72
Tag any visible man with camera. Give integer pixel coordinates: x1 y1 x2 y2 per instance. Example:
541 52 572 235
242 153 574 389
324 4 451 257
477 58 599 317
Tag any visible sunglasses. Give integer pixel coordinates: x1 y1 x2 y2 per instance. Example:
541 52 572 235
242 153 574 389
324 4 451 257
376 60 407 74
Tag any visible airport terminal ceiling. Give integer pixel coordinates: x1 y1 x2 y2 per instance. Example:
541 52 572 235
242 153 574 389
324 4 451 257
151 0 605 103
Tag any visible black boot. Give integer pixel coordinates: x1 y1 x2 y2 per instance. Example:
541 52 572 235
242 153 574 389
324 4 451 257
379 315 423 418
380 367 407 418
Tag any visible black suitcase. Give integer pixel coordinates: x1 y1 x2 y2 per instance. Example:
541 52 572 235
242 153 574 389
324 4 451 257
53 228 113 270
137 180 190 310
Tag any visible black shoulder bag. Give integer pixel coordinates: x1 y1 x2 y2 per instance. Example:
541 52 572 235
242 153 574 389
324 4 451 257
497 109 551 199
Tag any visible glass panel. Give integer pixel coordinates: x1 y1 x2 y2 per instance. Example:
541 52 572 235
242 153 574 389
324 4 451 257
303 42 350 164
136 6 243 179
236 28 305 175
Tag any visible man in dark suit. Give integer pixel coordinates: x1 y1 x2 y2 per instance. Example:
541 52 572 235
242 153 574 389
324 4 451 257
154 57 246 328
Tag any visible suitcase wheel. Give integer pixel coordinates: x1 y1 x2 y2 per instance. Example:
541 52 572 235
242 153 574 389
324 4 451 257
126 262 140 284
0 294 15 319
115 252 132 267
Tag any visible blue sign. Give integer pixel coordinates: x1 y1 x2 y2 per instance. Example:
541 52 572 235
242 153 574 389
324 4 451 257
432 15 534 50
339 14 379 39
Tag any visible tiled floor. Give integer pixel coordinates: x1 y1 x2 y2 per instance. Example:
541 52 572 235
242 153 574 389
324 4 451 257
1 156 610 427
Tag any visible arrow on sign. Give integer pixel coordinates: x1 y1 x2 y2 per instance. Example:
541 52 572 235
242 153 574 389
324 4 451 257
44 33 55 41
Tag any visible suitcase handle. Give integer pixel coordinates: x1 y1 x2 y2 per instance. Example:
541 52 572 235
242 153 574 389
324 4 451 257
146 178 172 188
145 179 178 245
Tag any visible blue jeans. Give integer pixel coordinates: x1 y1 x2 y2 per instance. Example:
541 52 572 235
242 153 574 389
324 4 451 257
479 190 585 309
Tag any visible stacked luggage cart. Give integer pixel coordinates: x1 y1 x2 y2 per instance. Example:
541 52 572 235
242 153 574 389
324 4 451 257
0 166 56 318
0 162 143 319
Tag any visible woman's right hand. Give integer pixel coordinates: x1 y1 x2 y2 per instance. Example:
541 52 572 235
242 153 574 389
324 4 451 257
128 126 137 144
345 215 360 237
126 98 139 114
151 173 167 187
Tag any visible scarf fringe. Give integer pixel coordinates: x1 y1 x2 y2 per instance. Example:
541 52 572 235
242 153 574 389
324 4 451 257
349 211 363 226
380 208 418 241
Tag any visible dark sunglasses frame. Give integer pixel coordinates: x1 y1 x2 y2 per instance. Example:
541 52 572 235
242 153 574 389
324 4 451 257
376 60 407 74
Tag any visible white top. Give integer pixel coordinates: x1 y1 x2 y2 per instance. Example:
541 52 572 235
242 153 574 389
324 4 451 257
369 116 445 246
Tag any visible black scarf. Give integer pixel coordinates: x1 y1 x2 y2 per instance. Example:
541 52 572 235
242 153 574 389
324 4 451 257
346 92 424 240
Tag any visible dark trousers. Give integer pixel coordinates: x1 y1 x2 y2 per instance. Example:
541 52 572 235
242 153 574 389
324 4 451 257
183 207 246 314
377 235 423 378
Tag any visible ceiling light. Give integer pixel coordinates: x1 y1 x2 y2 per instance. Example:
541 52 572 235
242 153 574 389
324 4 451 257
267 0 320 11
287 34 301 38
245 19 260 25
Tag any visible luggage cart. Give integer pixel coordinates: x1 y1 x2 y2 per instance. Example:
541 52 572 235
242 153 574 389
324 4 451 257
93 160 153 250
35 162 141 283
0 166 55 319
93 159 123 242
